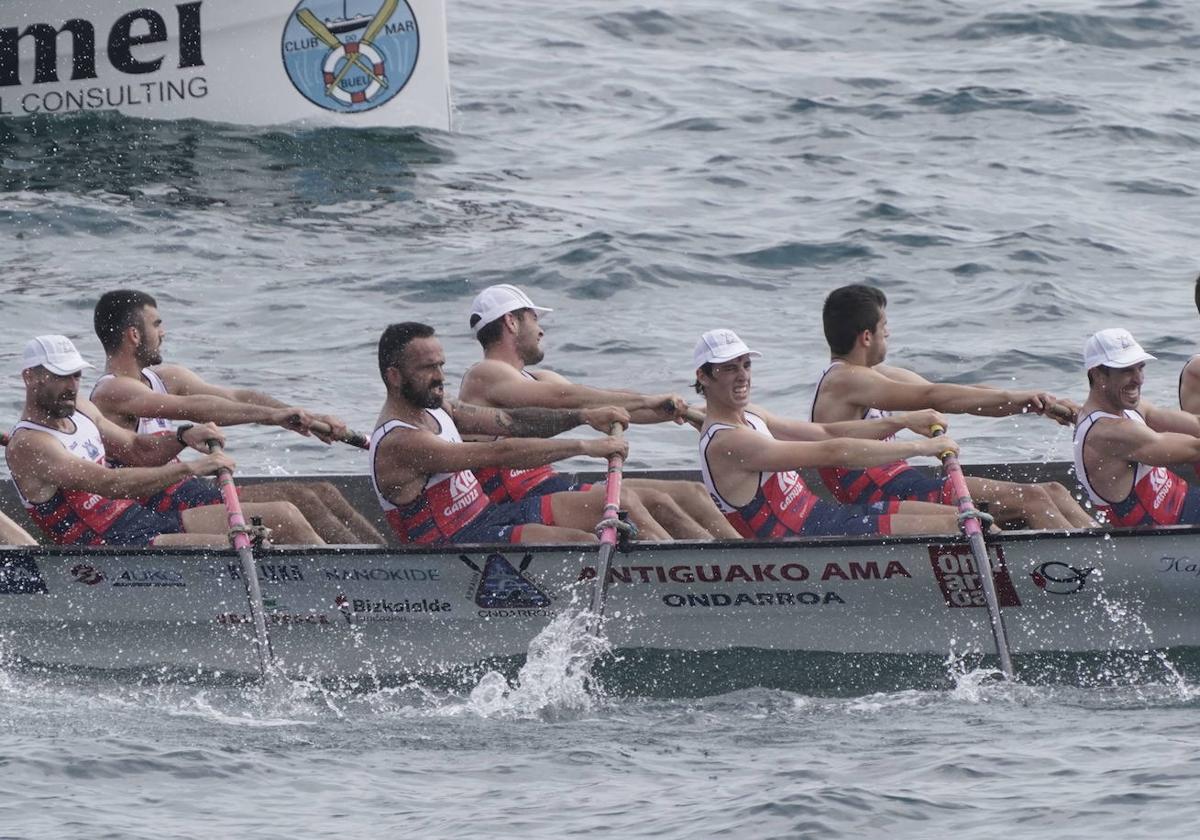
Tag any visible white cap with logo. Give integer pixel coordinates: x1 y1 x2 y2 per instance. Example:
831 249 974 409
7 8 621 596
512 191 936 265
469 284 553 334
693 329 763 369
1083 328 1156 372
21 335 93 376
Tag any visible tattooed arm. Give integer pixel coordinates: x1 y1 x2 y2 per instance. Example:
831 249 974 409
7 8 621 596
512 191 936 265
449 400 630 438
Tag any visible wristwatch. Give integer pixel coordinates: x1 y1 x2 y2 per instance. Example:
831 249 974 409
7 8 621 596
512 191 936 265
175 423 194 446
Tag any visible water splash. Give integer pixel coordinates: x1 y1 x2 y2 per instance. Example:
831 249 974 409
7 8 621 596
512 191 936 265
465 607 612 720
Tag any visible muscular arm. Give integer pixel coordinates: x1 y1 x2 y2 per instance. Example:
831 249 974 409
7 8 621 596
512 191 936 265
828 364 1043 416
462 362 675 424
155 364 289 408
1142 400 1200 437
373 428 612 504
450 399 586 438
708 426 951 473
92 375 287 427
756 405 944 443
6 428 195 502
1093 414 1200 468
77 396 188 467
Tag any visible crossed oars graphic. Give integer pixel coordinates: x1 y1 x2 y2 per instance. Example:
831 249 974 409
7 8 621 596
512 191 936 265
295 0 399 97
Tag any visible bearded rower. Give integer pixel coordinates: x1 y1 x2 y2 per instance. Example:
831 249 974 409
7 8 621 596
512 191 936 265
372 322 678 545
5 336 322 547
693 329 962 539
1075 328 1200 527
810 283 1095 529
88 290 382 544
458 284 739 540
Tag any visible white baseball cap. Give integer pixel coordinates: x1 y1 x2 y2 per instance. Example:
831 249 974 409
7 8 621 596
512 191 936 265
1083 328 1156 372
693 329 763 369
469 284 553 334
21 335 93 376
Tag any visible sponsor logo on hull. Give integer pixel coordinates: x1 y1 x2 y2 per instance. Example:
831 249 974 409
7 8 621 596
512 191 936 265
1031 562 1093 594
929 544 1021 608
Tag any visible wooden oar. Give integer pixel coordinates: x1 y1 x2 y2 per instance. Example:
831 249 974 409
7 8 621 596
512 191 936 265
207 440 276 678
931 424 1016 679
587 424 626 632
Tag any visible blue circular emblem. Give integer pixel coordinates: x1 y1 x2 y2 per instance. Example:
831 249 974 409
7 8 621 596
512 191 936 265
281 0 420 113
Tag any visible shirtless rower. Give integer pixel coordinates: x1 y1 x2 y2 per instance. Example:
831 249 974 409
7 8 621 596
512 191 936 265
1075 328 1200 527
811 284 1095 529
5 336 322 547
372 322 674 545
459 284 739 540
694 329 961 539
88 290 382 544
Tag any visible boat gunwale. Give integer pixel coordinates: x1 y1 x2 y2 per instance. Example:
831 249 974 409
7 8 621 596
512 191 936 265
1 521 1196 559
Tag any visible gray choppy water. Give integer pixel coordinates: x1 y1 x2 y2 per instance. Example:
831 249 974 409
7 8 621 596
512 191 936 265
3 0 1200 836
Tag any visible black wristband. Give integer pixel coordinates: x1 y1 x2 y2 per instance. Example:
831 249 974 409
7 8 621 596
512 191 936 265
175 423 194 447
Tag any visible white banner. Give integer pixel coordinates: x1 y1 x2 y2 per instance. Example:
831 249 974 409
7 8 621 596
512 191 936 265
0 0 451 130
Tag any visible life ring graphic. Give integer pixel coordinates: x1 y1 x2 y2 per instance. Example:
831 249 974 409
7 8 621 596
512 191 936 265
322 40 386 104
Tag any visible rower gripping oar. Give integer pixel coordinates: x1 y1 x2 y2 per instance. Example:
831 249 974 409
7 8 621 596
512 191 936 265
307 419 369 450
207 440 276 678
587 423 627 632
931 424 1016 679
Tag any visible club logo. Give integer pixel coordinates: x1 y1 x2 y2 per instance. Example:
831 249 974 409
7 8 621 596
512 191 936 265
1030 561 1093 595
460 553 551 610
281 0 420 113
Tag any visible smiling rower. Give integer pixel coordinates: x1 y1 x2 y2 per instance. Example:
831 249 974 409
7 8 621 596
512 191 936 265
1074 328 1200 527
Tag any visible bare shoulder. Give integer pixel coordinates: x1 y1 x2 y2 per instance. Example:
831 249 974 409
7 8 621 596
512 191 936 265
91 372 150 402
150 363 200 393
531 368 570 384
874 364 929 385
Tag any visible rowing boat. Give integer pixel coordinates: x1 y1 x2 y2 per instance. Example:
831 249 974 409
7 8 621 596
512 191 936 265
3 464 1199 690
0 0 451 130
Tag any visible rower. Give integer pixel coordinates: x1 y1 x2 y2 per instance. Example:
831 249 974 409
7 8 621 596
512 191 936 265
1075 328 1200 527
5 336 323 547
88 290 382 544
1176 274 1200 446
459 283 739 540
694 328 962 539
371 321 674 545
810 284 1096 529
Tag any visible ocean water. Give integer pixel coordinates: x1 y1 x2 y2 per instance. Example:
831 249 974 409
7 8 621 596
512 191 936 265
3 0 1200 836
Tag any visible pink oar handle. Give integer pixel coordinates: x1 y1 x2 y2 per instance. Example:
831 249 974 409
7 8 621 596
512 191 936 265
598 425 625 547
930 424 981 535
205 440 251 551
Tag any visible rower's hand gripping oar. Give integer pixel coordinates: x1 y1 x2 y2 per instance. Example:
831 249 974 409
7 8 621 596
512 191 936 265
306 418 369 450
206 440 276 678
587 423 630 633
930 424 1016 679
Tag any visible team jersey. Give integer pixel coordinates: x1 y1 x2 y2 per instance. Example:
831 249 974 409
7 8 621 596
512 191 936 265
465 368 557 503
1073 409 1191 527
6 413 139 545
698 412 820 538
370 408 492 544
91 368 221 513
809 360 912 503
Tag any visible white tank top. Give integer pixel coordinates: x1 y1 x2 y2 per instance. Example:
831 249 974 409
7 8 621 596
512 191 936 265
91 368 174 435
8 412 107 506
1072 408 1152 506
698 411 772 512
